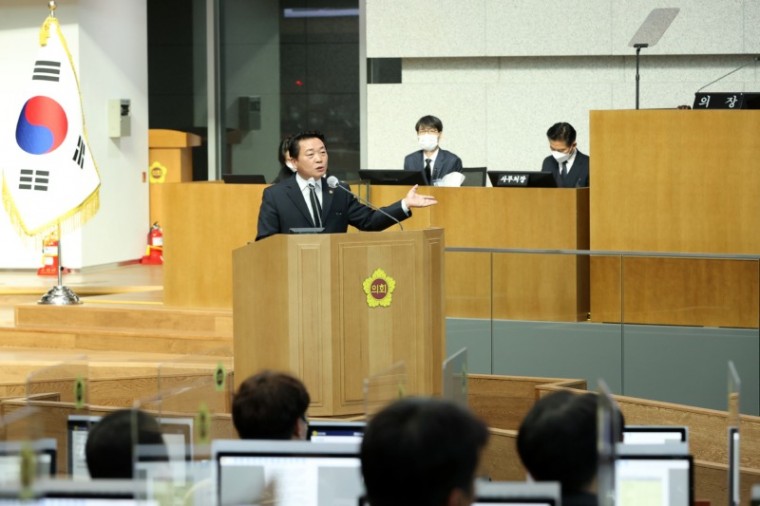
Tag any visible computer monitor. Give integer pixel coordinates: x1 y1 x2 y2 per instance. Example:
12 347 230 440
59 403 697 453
213 439 364 506
487 171 557 188
222 174 267 184
0 478 158 505
67 414 193 479
750 483 760 506
68 414 101 478
0 438 57 486
308 420 365 444
473 481 561 505
622 425 689 445
358 169 426 186
728 427 740 506
615 442 693 506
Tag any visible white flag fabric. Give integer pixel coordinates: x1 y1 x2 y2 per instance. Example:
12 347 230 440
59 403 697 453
1 15 100 237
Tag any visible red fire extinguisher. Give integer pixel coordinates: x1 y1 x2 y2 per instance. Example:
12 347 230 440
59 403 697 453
140 222 163 265
37 232 60 276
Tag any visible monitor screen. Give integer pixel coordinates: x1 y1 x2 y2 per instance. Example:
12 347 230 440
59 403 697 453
213 439 363 506
623 426 688 445
68 415 102 478
358 169 426 186
308 421 365 444
0 439 56 485
67 414 193 480
487 171 557 188
728 427 740 506
473 482 560 505
615 445 693 506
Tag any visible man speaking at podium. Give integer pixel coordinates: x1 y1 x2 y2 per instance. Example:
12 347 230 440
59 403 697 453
256 131 438 241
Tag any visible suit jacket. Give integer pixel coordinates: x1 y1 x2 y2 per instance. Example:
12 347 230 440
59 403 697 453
403 148 463 186
541 151 590 188
256 176 409 241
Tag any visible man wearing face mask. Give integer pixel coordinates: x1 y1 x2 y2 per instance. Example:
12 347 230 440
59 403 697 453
541 122 590 188
403 115 463 186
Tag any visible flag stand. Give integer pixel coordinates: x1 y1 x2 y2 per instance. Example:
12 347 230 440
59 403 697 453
38 225 81 305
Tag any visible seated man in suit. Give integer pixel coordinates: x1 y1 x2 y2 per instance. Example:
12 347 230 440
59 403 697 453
541 122 590 188
257 130 437 241
360 397 489 506
403 115 463 186
232 370 310 440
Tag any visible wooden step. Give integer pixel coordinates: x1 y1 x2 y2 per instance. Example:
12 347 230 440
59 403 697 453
14 302 232 338
0 326 232 356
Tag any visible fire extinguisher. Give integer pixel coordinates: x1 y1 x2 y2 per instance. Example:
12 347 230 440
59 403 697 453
37 232 60 276
140 222 164 265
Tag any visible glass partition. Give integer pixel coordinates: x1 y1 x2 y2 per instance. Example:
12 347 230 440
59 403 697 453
363 361 407 419
133 348 233 506
442 347 468 407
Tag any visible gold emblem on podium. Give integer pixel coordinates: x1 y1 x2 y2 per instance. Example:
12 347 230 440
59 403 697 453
363 268 396 308
148 161 168 184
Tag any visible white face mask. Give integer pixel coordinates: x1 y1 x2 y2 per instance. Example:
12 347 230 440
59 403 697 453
418 134 439 152
551 150 571 163
286 161 296 172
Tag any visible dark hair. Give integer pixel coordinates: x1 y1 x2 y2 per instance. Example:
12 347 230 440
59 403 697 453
85 409 166 479
517 391 623 494
415 115 443 133
546 122 576 145
273 135 294 184
287 130 326 159
232 370 310 440
361 397 489 506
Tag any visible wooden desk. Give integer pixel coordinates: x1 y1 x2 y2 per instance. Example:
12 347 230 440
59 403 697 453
589 110 760 327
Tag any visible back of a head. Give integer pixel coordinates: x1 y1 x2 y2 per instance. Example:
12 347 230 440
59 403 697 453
232 370 310 440
546 122 576 145
517 391 598 494
85 409 166 479
360 397 489 506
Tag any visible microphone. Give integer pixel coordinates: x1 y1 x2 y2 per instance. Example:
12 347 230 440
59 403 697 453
696 56 760 93
326 175 404 231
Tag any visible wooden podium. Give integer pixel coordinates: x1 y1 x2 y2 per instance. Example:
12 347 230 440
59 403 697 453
232 229 445 416
148 129 201 226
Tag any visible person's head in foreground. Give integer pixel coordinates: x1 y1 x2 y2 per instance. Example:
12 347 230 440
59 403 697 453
517 390 623 498
361 396 489 506
232 369 311 440
85 409 166 479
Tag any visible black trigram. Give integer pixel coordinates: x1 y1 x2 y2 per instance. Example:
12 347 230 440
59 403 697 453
18 169 49 191
73 136 85 168
32 60 61 82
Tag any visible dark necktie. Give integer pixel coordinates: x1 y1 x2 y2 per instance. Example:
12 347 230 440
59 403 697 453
424 158 432 183
308 183 322 228
560 161 568 184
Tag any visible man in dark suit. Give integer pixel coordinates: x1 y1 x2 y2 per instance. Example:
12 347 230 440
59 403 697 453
403 115 463 186
541 122 590 188
256 131 437 241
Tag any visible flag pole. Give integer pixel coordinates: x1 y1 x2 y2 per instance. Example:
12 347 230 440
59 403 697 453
38 223 81 305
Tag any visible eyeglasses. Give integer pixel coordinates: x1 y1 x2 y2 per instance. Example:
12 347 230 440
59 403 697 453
417 128 439 135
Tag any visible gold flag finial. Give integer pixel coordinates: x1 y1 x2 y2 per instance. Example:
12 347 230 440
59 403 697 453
48 1 56 16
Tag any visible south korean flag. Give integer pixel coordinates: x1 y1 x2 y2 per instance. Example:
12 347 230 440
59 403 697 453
1 15 100 237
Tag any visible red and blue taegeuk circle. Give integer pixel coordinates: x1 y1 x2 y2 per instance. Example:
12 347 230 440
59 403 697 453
15 96 68 155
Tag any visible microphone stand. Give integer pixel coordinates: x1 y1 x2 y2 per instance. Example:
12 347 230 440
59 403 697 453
327 177 404 231
634 43 648 110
